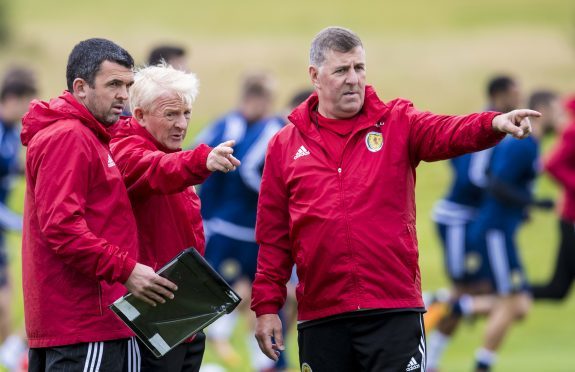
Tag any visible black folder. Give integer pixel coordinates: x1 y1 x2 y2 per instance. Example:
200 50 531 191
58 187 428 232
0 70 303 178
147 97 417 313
110 248 241 357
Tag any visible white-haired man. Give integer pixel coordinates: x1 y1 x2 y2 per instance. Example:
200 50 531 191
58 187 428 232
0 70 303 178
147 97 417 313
110 63 240 372
252 26 541 372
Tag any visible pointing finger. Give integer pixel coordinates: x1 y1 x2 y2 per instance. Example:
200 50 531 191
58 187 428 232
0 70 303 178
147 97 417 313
514 109 541 119
220 139 236 148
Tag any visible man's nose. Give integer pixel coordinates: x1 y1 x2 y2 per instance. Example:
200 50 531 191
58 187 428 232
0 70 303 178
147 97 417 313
117 85 129 100
345 69 359 85
174 114 188 129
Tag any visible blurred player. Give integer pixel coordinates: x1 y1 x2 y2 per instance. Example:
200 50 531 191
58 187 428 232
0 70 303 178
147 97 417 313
196 71 284 371
430 91 561 372
531 96 574 300
147 45 189 71
0 67 37 371
426 75 522 367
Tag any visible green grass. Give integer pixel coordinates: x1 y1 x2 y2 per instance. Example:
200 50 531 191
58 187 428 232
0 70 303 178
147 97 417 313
3 0 575 370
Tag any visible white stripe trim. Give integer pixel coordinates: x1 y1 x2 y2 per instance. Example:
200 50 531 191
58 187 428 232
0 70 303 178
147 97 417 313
133 337 141 372
204 217 256 242
446 224 465 279
93 342 103 372
239 119 282 192
87 342 101 372
127 339 133 372
468 148 493 187
487 229 511 294
83 342 94 372
419 314 426 371
431 199 477 224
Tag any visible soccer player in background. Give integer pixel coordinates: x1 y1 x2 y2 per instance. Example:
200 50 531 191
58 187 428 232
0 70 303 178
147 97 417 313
110 63 239 371
431 90 562 372
426 75 522 368
195 71 285 371
147 45 189 72
0 67 37 371
251 26 539 372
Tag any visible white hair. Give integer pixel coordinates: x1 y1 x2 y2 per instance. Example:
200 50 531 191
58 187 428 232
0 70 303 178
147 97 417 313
129 62 199 112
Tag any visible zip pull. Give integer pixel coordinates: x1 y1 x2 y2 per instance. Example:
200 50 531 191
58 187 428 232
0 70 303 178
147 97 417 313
375 121 384 128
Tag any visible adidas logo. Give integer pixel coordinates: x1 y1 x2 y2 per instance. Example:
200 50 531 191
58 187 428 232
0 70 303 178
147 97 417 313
107 154 116 168
406 357 420 371
293 145 310 160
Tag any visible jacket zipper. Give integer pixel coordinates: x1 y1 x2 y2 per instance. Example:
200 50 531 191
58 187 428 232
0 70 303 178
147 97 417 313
337 165 362 310
97 283 103 315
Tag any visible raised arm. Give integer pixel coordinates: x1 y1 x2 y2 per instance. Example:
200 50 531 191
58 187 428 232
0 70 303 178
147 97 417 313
405 99 540 164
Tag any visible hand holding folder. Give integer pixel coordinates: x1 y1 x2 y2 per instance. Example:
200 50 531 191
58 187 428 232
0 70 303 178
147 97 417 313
111 248 241 357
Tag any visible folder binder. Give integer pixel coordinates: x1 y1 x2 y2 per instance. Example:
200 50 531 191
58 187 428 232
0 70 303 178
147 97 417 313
110 248 241 357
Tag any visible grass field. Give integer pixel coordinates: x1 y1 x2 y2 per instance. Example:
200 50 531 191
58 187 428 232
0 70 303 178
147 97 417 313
2 0 575 370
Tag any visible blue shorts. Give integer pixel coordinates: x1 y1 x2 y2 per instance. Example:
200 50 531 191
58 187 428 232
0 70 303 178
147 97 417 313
204 233 259 286
467 226 529 295
435 221 485 284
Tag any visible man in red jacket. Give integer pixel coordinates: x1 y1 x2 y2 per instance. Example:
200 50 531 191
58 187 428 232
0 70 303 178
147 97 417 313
110 63 240 371
252 26 541 372
21 39 177 372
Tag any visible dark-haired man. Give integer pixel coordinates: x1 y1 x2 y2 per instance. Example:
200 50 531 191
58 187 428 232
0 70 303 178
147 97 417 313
21 38 176 372
252 26 540 372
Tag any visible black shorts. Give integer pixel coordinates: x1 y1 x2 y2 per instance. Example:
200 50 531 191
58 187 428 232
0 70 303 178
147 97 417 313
134 332 205 372
298 311 426 372
29 338 136 372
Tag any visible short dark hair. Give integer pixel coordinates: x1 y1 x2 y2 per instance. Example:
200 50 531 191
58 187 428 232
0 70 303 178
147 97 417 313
1 67 37 101
528 90 557 111
310 27 363 66
487 75 516 99
288 88 314 110
66 38 134 91
147 45 186 66
241 71 275 99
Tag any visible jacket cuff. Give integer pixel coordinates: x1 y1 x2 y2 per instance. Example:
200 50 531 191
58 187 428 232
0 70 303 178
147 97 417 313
192 144 213 179
119 257 137 284
482 111 506 144
253 304 281 317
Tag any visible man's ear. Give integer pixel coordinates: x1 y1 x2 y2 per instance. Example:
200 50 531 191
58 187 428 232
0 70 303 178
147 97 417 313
72 78 89 99
309 65 320 89
133 107 145 123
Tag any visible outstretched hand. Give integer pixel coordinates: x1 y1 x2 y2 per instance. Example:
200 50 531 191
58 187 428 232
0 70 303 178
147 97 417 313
492 109 541 139
206 140 241 172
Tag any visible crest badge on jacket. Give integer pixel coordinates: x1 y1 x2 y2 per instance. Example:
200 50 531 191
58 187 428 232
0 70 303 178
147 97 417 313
365 131 383 152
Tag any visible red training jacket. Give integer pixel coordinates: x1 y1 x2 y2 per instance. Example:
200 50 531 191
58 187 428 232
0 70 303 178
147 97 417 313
109 117 212 270
545 120 575 222
251 86 503 321
21 91 138 347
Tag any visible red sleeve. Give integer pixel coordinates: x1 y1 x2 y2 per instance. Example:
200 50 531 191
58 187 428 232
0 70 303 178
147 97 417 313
32 129 137 284
251 134 294 317
404 101 503 164
545 124 575 191
110 136 212 197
